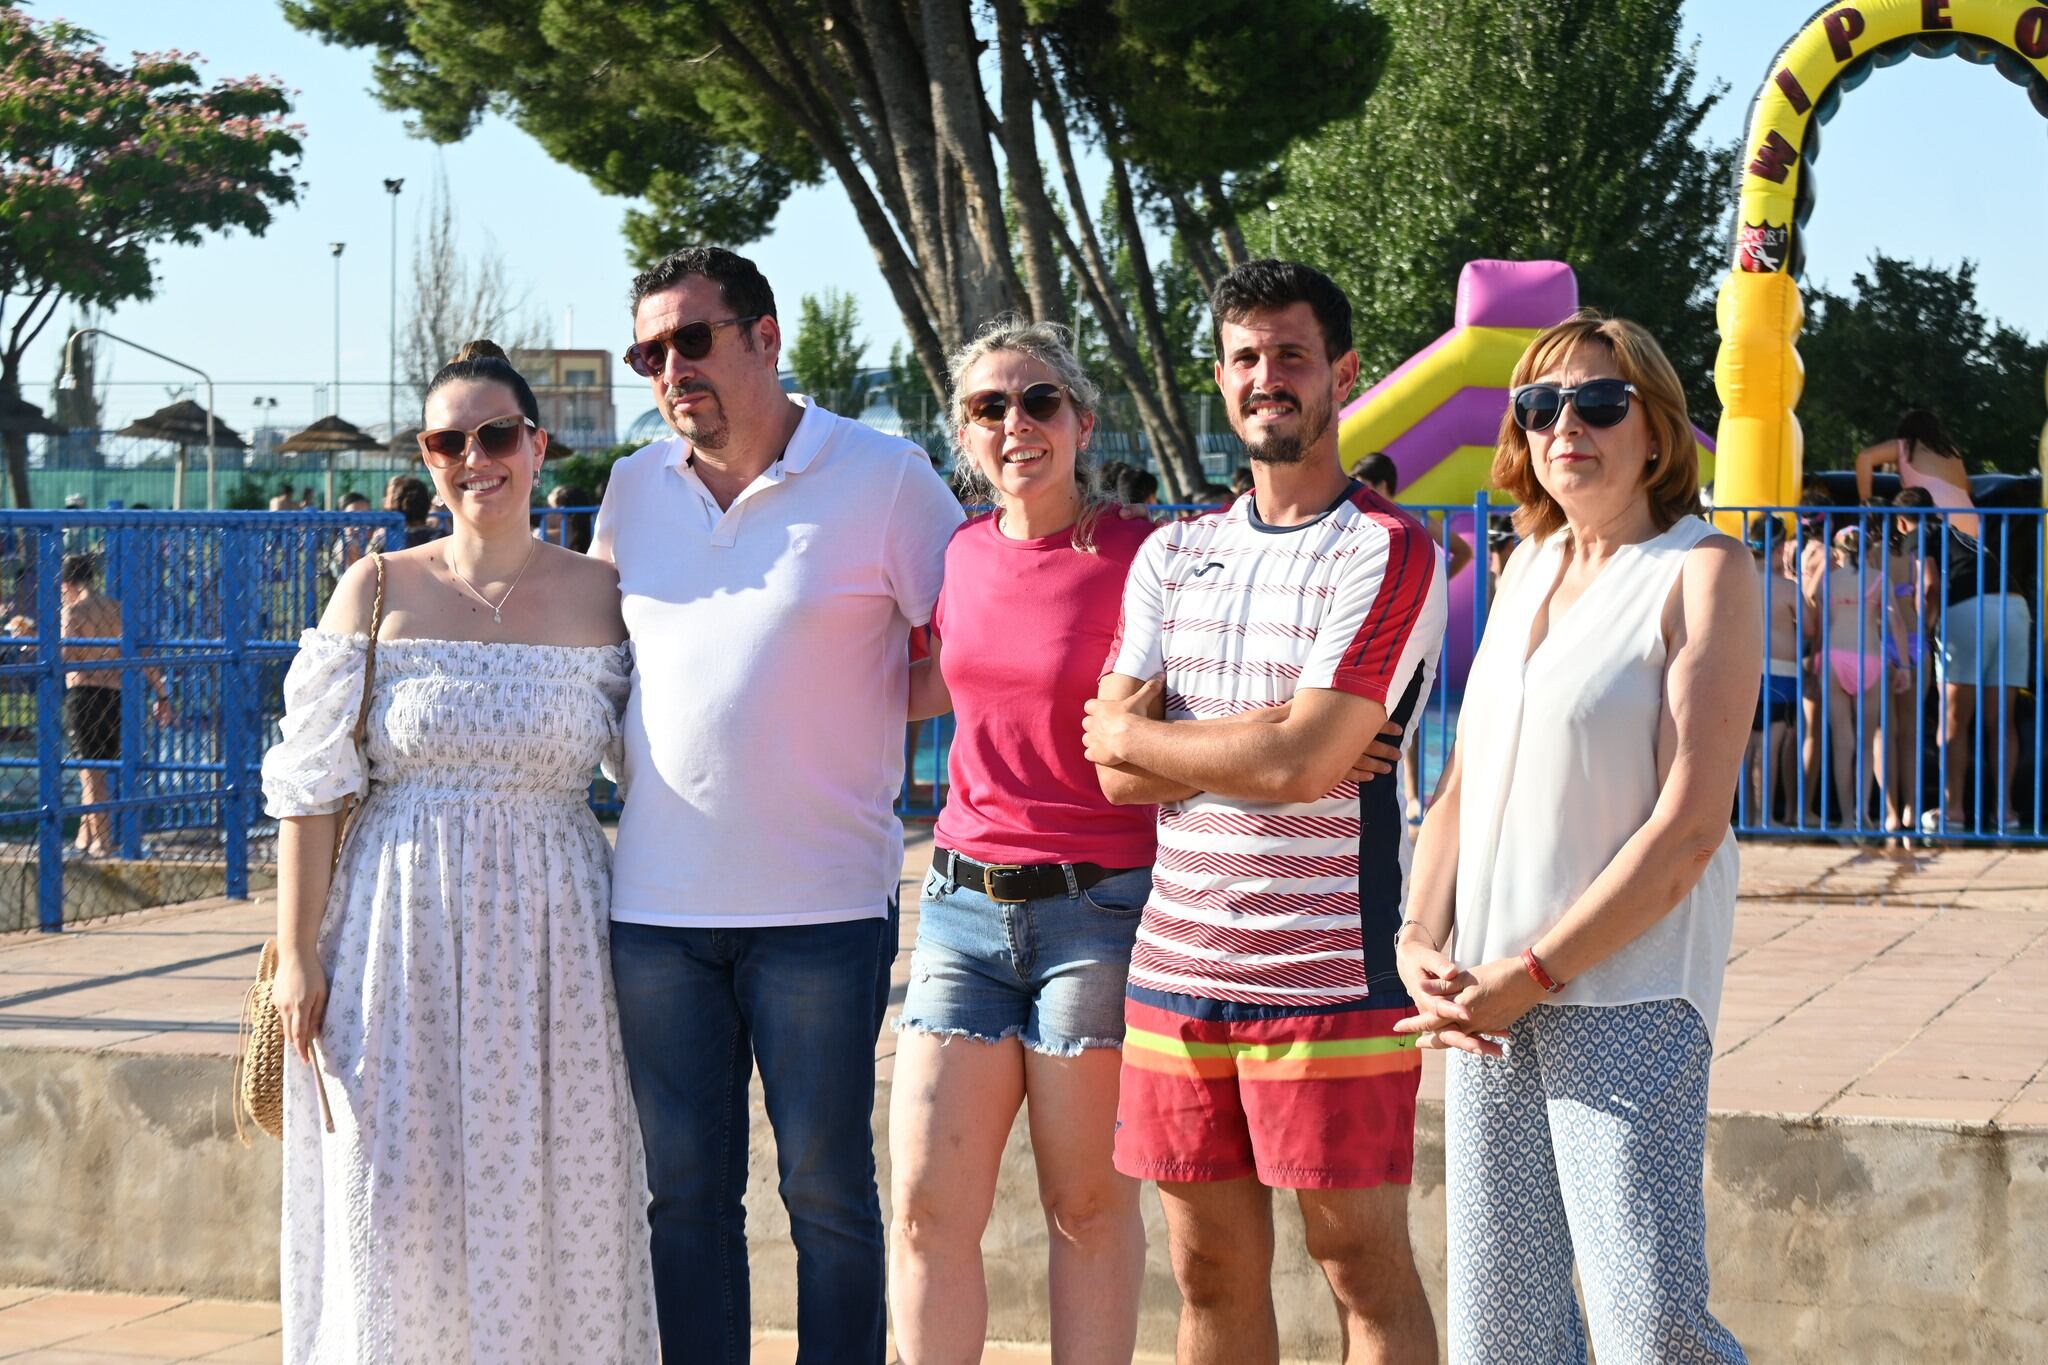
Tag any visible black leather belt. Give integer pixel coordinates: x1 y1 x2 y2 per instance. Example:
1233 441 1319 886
933 847 1131 904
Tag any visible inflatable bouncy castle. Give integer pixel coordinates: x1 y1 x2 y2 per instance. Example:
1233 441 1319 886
1335 259 1715 686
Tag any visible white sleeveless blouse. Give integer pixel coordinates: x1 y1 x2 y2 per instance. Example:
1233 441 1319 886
1452 516 1737 1040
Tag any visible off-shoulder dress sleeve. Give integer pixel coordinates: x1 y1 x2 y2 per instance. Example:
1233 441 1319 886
261 630 371 818
596 641 632 789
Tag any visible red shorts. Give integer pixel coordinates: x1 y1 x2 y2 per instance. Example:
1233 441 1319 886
1114 987 1420 1189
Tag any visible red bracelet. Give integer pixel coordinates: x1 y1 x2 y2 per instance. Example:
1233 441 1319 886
1521 947 1563 995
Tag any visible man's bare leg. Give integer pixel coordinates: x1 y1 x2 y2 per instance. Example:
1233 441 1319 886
1296 1184 1436 1365
1157 1178 1277 1365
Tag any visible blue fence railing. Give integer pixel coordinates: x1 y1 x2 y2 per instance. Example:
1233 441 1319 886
11 496 2041 931
3 510 402 931
1724 503 2042 846
901 496 2044 848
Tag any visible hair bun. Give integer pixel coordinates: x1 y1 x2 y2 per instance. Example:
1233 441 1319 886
452 339 507 364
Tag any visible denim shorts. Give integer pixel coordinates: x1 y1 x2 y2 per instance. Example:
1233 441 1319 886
1938 592 2032 688
895 861 1150 1056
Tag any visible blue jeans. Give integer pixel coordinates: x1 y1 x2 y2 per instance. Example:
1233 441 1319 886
610 902 898 1365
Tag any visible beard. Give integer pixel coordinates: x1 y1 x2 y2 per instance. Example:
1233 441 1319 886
663 384 727 449
1239 387 1332 466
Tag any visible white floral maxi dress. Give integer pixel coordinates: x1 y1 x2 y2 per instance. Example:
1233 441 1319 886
260 632 657 1364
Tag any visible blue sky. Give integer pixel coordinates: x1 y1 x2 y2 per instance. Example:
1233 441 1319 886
19 1 2048 434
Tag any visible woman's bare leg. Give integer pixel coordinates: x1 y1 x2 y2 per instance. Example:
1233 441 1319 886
888 1031 1027 1364
1024 1047 1145 1364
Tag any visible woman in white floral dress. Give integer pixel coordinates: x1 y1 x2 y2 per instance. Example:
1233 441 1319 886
261 341 657 1363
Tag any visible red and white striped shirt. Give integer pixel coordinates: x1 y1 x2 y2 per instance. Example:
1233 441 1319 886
1105 484 1447 1006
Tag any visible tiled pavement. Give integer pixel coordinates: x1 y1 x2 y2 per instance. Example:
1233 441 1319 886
2 839 2044 1361
5 834 2044 1125
0 1288 1165 1363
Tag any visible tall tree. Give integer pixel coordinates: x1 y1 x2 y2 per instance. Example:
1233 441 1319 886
403 170 548 403
282 0 1385 500
1271 0 1732 420
1798 254 2046 476
788 289 868 409
0 6 301 505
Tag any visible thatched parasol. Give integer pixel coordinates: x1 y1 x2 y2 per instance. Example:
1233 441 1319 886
116 399 248 449
116 399 247 509
0 395 65 437
278 416 385 508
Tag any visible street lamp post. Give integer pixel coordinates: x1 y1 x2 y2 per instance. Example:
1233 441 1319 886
384 179 403 437
251 395 278 459
328 242 346 508
61 328 216 509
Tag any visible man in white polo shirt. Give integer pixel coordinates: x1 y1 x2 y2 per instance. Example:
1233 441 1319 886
592 247 961 1364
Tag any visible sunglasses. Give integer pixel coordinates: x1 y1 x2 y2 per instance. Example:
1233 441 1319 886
416 415 535 467
623 315 763 378
964 382 1069 429
1509 379 1638 432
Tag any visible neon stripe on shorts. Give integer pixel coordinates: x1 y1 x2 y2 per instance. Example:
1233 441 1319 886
1123 1025 1418 1081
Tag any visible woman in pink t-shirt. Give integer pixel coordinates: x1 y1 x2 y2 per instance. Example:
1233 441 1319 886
886 318 1156 1361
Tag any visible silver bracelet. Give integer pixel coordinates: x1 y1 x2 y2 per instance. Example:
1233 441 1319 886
1393 919 1438 951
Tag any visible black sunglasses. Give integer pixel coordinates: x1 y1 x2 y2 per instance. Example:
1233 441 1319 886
1510 379 1637 432
964 382 1068 429
416 415 535 466
623 315 763 378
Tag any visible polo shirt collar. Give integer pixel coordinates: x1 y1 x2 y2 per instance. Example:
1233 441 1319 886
660 394 829 481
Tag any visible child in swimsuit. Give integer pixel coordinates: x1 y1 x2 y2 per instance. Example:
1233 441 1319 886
1745 520 1803 822
1883 492 1933 838
1810 527 1906 830
1853 409 1977 538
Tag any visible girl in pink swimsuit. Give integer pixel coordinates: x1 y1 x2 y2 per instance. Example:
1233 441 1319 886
1811 528 1905 829
1854 410 1976 537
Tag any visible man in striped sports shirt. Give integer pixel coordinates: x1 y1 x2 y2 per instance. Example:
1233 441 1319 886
1083 260 1447 1364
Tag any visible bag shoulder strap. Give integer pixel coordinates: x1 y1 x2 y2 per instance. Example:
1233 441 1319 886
352 552 385 749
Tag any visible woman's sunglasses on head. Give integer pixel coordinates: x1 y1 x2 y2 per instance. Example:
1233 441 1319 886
965 382 1069 429
623 315 764 378
417 415 535 467
1510 379 1637 432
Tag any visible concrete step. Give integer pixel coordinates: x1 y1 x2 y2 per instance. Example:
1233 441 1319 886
2 840 2046 1360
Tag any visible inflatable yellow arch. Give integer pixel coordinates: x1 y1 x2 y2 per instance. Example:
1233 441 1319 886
1714 0 2048 514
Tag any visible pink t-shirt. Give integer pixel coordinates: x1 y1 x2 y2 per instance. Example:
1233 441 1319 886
932 510 1157 868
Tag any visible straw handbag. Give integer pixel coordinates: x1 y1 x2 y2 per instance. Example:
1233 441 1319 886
234 554 383 1144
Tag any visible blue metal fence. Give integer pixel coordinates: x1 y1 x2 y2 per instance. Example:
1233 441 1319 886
11 498 2041 931
1726 503 2043 846
4 510 400 931
900 497 2043 849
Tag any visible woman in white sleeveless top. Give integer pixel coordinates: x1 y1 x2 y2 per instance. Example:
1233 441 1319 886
1393 312 1758 1364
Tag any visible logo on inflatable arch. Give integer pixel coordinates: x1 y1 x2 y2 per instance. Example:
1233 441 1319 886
1736 221 1790 274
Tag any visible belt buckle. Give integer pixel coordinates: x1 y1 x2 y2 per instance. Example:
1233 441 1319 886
981 864 1027 903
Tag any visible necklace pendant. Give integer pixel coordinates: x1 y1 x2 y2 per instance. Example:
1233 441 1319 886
492 607 503 624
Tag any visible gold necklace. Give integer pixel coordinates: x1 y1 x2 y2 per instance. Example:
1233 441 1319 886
445 539 538 624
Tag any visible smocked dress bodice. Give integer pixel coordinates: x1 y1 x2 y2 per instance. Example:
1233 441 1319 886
262 631 629 812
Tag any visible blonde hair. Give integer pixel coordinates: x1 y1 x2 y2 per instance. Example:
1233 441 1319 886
947 315 1111 553
1490 309 1699 542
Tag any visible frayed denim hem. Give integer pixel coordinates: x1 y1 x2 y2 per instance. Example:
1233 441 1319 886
891 1018 1024 1046
1024 1036 1126 1057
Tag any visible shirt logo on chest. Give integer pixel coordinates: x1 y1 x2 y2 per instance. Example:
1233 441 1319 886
1190 561 1227 578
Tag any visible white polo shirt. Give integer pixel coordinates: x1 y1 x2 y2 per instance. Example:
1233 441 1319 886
592 397 962 926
